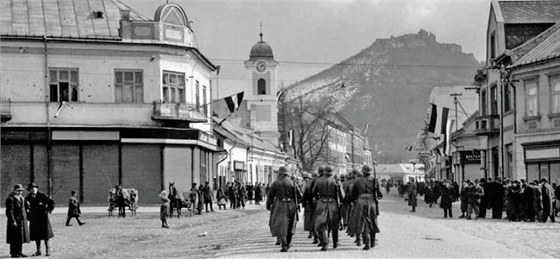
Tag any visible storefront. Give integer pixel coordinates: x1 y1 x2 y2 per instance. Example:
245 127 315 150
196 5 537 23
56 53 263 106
453 150 483 183
522 141 560 184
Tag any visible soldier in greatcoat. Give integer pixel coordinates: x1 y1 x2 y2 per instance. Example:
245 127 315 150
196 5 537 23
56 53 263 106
267 166 302 252
349 165 382 250
25 183 55 256
6 184 30 258
312 167 344 251
408 179 418 212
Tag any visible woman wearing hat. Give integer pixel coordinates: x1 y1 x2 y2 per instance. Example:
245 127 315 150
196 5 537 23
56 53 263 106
5 183 30 258
26 183 55 256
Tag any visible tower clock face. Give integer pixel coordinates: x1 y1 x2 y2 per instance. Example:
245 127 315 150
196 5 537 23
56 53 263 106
256 60 266 73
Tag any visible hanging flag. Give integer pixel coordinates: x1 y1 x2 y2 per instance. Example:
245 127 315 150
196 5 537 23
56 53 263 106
364 123 370 135
224 92 244 113
444 119 455 156
406 145 414 151
440 107 449 135
288 129 295 147
427 104 437 133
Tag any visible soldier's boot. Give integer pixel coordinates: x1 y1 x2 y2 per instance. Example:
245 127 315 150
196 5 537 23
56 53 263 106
332 229 339 249
362 233 370 251
280 237 289 252
45 241 50 257
370 233 376 248
355 236 361 246
308 231 313 239
275 237 281 246
312 232 319 244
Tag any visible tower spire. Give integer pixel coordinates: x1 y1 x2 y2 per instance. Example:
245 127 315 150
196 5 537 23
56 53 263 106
259 22 263 42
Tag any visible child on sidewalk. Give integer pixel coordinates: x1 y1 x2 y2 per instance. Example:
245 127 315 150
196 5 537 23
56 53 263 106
159 190 170 228
66 190 85 226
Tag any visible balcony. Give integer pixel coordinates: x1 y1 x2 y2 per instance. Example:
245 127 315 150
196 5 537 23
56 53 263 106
152 101 207 123
0 98 12 122
474 115 499 136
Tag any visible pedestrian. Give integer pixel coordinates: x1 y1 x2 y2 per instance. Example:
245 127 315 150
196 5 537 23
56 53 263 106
5 184 30 258
467 179 484 220
216 187 227 210
491 178 504 219
459 180 469 218
478 178 489 218
238 184 247 209
159 190 170 228
267 166 301 252
522 180 536 222
440 180 453 218
227 183 237 209
254 183 263 205
203 181 214 212
408 179 418 212
349 165 382 250
312 167 344 251
66 190 85 226
540 178 556 223
115 185 127 218
247 183 254 205
25 183 55 256
301 172 317 243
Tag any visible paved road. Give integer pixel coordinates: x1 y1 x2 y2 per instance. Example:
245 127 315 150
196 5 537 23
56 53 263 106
210 193 553 258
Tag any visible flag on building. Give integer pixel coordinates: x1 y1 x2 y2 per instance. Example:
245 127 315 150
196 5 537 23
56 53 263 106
288 129 295 147
427 103 451 134
224 92 244 113
444 119 455 156
364 123 370 135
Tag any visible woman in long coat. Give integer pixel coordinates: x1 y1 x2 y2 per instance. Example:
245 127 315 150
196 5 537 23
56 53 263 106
408 180 418 212
26 183 55 256
6 184 30 258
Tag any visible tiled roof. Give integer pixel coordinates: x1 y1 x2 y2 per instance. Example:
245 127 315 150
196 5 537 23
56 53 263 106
0 0 148 39
512 22 560 67
498 0 560 24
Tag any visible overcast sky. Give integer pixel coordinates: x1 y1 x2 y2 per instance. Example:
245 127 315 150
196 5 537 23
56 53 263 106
122 0 490 97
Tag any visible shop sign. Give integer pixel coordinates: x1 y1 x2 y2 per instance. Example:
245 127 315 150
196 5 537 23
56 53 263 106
234 161 245 171
459 150 481 164
199 131 217 146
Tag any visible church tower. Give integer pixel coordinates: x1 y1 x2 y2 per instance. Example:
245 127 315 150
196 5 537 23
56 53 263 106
244 32 280 146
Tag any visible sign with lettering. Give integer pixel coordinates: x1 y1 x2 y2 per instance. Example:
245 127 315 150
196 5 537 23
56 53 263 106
199 131 217 146
459 150 481 164
234 161 245 171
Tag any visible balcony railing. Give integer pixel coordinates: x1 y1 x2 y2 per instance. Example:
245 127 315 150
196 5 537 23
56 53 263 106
474 115 499 135
152 101 207 123
0 98 12 122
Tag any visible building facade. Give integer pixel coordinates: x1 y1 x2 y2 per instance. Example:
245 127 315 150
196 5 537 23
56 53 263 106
0 1 219 204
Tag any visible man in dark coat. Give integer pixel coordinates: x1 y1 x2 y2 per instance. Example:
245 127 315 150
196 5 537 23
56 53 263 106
301 172 317 242
6 184 30 258
349 165 382 250
491 178 504 219
478 178 489 218
203 181 214 212
408 179 418 212
25 183 55 256
341 170 356 231
267 166 301 252
439 180 454 218
312 167 344 251
540 178 556 223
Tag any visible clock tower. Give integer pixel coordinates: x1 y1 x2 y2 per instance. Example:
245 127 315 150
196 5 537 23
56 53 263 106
244 32 280 146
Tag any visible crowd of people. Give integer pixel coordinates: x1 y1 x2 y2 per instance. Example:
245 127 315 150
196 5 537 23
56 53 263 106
267 165 382 252
5 183 85 258
395 177 560 222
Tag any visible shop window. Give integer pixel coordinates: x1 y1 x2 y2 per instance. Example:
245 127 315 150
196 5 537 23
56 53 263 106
550 163 560 185
481 90 487 116
162 71 185 103
196 80 200 111
202 85 208 116
491 85 498 115
504 85 511 112
115 70 143 103
527 163 539 182
540 163 550 182
49 68 78 102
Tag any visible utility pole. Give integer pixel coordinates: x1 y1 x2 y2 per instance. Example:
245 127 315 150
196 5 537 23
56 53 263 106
450 93 462 133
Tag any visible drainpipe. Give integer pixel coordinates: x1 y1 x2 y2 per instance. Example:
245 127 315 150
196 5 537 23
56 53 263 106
44 36 53 197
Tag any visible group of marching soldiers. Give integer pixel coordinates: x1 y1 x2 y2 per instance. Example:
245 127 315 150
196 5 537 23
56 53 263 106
267 165 382 252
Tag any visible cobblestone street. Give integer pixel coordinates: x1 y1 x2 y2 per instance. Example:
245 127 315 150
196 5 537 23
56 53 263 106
2 192 560 258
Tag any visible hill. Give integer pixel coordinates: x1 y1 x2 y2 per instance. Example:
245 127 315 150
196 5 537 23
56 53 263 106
284 29 481 163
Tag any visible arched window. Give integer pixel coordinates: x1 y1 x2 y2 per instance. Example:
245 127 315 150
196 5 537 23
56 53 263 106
257 79 266 95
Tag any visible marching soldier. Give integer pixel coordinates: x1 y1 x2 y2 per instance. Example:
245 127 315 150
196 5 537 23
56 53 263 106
347 169 364 245
301 172 318 243
312 167 345 251
267 166 302 252
350 165 382 250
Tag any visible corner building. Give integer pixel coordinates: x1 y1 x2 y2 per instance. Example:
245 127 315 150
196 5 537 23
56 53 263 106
0 1 219 205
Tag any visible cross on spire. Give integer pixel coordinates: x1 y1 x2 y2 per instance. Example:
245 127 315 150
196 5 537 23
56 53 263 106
259 22 263 42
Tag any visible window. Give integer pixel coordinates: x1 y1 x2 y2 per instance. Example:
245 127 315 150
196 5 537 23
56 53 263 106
490 33 496 59
491 85 498 115
525 78 538 117
49 68 78 102
195 80 200 112
504 84 511 112
257 79 266 95
115 70 143 103
481 90 487 115
550 74 560 114
162 71 185 103
202 85 208 116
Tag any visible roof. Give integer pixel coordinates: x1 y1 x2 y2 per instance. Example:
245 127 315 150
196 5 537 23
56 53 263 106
213 117 283 154
512 22 560 67
249 33 274 61
496 0 560 24
0 0 147 39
